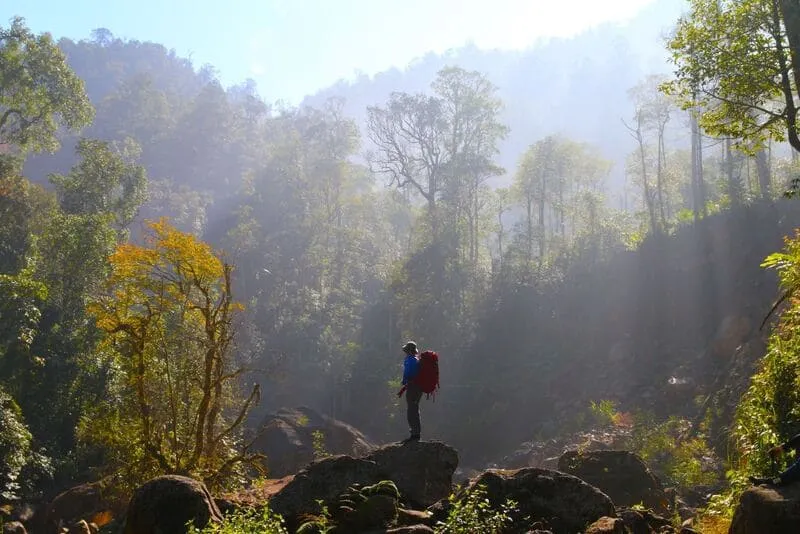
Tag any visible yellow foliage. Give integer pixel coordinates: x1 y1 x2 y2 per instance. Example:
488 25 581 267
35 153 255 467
83 218 250 486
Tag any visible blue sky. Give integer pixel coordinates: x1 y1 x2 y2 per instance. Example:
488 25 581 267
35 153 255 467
4 0 656 104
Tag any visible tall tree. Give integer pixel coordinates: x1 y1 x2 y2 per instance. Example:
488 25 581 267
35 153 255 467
367 66 507 245
0 17 94 153
666 0 800 153
626 76 675 233
511 135 612 270
367 92 446 235
85 219 259 486
49 138 147 231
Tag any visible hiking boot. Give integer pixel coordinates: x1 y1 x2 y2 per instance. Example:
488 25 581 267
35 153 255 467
400 435 420 445
749 475 781 486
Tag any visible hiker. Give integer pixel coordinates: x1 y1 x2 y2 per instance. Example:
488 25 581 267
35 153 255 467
397 341 422 444
749 433 800 485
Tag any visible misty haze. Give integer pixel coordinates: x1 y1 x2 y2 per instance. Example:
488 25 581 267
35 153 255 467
3 0 800 532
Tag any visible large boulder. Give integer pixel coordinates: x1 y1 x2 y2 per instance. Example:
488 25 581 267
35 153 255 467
268 441 458 531
251 406 377 477
366 441 458 508
44 480 118 534
729 483 800 533
557 450 669 513
470 468 615 534
122 475 222 534
268 455 384 531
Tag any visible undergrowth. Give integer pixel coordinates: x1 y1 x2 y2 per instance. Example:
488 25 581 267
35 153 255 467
435 483 518 534
587 401 720 492
188 506 288 534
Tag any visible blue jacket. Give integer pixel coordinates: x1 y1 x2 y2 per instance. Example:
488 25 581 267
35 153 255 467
402 354 420 385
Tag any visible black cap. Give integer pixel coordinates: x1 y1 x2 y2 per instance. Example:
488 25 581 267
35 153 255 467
402 341 418 353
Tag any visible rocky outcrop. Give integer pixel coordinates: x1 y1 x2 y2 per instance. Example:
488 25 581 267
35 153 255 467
251 406 378 477
122 475 222 534
267 441 458 531
729 483 800 534
557 450 668 513
470 467 615 533
366 441 458 508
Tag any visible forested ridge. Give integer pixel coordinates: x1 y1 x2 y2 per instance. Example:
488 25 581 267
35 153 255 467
6 0 800 531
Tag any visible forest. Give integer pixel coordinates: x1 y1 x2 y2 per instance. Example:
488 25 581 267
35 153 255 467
5 0 800 532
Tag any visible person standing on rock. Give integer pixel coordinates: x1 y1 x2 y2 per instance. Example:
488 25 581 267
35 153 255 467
749 433 800 485
397 341 422 444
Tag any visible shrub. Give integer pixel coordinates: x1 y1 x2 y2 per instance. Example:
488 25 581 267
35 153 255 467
0 387 32 501
188 506 288 534
435 484 517 534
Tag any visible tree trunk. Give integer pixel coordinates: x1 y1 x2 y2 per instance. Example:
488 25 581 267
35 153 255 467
774 0 800 152
656 124 667 227
635 120 657 235
691 114 700 222
538 172 546 262
755 148 771 200
725 138 741 205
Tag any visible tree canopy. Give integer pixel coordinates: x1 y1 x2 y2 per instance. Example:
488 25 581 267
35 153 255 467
0 17 94 153
665 0 800 152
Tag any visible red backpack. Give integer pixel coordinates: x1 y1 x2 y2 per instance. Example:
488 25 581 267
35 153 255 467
413 350 440 398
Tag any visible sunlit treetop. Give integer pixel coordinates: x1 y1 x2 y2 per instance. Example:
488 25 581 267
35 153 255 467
0 16 94 153
663 0 800 153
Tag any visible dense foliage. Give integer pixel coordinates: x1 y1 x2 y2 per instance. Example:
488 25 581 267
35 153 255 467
83 219 259 488
189 507 288 534
700 230 800 521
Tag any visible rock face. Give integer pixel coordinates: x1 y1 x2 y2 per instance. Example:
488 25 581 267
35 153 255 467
557 450 668 512
251 406 378 477
269 455 384 530
122 475 222 534
470 468 615 534
44 480 116 534
710 314 751 359
729 483 800 534
366 441 458 508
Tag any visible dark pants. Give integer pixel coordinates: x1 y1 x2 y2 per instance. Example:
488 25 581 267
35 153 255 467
406 383 422 438
780 457 800 484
